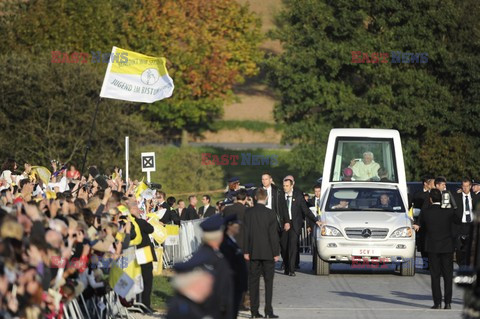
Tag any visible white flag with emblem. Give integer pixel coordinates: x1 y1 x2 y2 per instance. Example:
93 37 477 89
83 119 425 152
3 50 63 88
100 46 174 103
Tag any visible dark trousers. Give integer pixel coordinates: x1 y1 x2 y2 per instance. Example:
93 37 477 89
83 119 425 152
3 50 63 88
233 289 243 318
455 222 473 266
249 260 274 315
140 262 153 308
428 252 453 305
281 228 299 273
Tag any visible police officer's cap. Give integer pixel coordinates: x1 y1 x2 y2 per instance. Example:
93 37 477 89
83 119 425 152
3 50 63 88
173 253 212 274
200 214 224 232
224 213 240 226
228 177 240 183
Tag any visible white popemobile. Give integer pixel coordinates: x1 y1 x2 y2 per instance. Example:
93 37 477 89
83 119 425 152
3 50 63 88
314 128 416 276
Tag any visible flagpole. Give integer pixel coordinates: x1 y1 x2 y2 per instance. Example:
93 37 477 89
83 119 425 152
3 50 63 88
81 97 102 175
125 136 129 190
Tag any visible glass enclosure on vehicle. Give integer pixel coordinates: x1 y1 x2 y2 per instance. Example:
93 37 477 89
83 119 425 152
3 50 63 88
325 187 406 212
330 138 398 183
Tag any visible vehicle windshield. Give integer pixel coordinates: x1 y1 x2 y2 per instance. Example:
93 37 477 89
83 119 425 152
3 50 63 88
330 137 398 183
326 188 406 212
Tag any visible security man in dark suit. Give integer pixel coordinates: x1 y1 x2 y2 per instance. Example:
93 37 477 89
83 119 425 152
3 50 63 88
182 195 200 220
220 214 248 318
260 173 283 254
412 176 434 269
280 176 323 276
192 214 233 319
454 178 479 266
244 188 280 318
416 188 462 309
167 253 214 319
222 189 248 252
199 194 216 218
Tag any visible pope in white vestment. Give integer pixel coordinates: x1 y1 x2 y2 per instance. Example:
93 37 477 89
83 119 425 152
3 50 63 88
349 151 380 181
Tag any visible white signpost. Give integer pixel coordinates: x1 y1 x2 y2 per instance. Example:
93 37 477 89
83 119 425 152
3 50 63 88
141 152 156 183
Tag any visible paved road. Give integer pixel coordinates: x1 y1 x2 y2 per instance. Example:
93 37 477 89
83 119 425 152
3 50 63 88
133 254 465 319
237 254 464 319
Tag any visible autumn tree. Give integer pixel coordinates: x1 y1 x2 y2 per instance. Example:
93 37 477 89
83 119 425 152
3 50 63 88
117 0 263 140
0 0 263 141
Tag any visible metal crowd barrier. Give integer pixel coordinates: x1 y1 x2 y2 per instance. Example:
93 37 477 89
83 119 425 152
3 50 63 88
163 219 204 268
299 220 313 254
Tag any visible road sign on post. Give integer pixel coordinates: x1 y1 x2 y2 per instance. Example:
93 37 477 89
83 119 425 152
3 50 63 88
141 152 156 183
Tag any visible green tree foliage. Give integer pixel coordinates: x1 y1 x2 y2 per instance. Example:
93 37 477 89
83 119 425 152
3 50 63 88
0 0 263 139
266 0 480 180
0 53 150 170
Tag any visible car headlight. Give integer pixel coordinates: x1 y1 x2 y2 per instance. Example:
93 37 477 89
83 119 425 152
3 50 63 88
390 227 412 238
321 225 343 237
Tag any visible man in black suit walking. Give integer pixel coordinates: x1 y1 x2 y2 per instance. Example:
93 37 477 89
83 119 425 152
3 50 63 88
244 188 280 318
261 173 282 231
223 189 248 252
416 189 462 309
280 176 323 276
181 195 199 220
454 178 479 266
199 194 216 218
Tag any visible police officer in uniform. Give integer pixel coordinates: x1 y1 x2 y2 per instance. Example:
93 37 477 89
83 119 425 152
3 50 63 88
167 254 215 319
220 214 248 318
192 214 234 319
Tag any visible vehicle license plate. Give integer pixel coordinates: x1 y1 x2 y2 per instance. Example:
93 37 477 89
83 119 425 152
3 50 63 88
352 249 381 256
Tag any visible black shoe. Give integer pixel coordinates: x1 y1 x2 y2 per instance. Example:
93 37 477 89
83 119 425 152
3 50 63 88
289 272 296 277
444 303 451 309
251 313 264 318
265 314 279 318
431 304 441 309
284 270 289 275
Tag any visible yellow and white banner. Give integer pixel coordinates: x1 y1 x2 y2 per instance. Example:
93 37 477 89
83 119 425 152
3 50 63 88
100 46 174 103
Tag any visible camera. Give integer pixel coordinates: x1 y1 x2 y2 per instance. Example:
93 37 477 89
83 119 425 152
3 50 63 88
149 183 162 190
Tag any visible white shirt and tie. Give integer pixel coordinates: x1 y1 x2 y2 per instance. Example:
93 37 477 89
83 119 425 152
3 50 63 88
314 196 321 215
285 191 293 220
264 186 273 210
462 192 473 223
202 205 210 217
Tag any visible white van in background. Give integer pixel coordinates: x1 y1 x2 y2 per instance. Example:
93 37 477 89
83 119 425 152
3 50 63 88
315 129 415 276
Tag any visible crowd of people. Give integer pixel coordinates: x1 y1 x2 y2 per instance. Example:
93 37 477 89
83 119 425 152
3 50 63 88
0 156 325 319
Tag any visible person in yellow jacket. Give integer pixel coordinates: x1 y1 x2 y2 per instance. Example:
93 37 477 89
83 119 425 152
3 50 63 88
127 199 156 311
